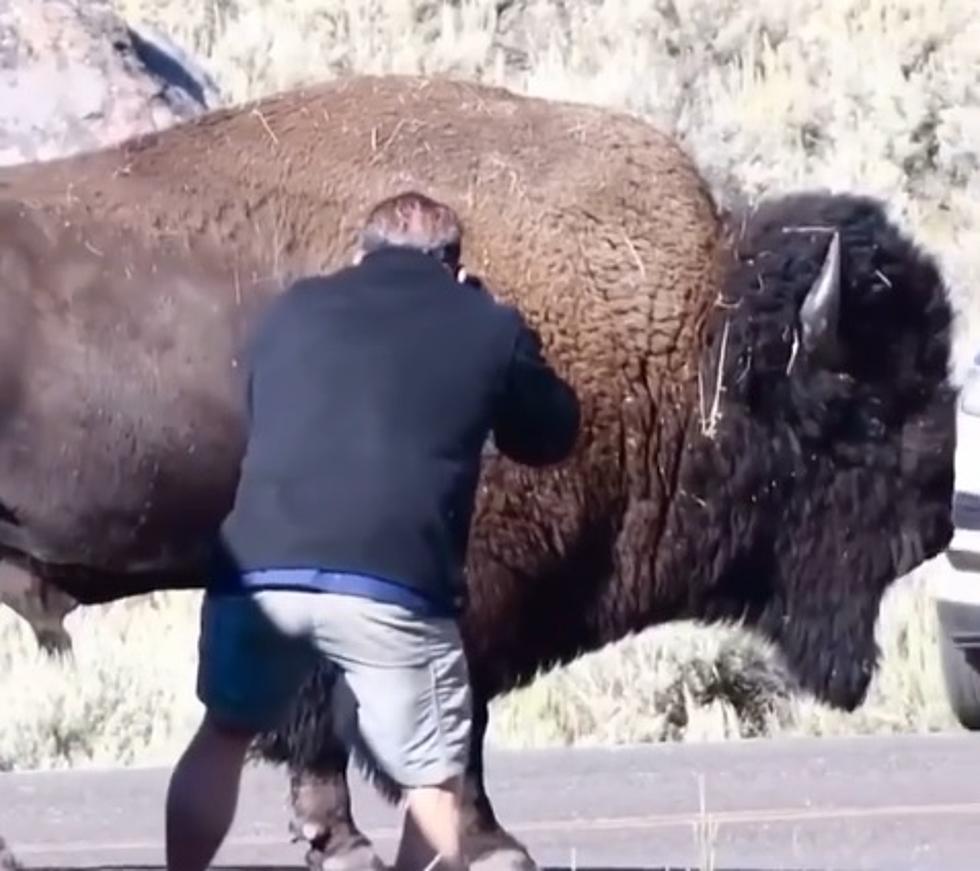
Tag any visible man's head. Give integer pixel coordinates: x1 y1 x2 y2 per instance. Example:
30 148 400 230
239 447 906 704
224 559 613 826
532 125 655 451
356 191 463 272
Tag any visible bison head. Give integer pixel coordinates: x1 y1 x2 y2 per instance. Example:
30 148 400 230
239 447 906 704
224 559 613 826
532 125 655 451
672 191 957 710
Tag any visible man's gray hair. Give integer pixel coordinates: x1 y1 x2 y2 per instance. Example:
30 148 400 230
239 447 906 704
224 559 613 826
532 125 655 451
358 190 463 261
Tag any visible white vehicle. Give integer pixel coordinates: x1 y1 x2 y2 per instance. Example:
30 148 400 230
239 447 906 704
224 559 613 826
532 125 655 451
932 348 980 729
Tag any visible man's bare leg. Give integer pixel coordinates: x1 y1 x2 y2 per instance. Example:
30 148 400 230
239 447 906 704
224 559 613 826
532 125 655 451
165 713 255 871
394 778 466 871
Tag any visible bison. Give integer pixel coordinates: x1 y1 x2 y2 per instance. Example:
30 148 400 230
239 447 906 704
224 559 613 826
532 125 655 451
0 74 957 871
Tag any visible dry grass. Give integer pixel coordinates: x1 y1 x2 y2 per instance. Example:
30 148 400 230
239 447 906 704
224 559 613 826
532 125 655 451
2 0 979 769
490 561 960 748
0 592 202 771
0 562 958 770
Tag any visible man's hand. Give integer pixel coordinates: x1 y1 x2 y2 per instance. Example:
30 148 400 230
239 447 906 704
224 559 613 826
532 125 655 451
490 317 581 468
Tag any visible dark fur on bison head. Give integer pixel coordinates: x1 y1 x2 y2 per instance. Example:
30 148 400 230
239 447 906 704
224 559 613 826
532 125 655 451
665 191 957 710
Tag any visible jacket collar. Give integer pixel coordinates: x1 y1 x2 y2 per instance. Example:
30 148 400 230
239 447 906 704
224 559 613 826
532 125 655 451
360 245 445 271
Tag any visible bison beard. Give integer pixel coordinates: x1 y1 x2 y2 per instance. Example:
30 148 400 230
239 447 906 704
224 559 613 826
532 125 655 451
249 193 956 871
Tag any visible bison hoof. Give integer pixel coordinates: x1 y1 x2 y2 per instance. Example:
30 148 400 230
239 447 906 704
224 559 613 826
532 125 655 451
465 832 538 871
307 833 387 871
34 628 73 659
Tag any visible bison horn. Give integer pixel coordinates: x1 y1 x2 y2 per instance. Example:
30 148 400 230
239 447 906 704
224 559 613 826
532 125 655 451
799 230 843 367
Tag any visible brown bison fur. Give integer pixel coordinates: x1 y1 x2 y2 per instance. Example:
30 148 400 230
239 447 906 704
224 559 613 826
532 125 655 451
0 74 957 871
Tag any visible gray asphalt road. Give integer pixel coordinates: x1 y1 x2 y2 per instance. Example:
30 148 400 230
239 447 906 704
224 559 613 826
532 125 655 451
2 732 979 871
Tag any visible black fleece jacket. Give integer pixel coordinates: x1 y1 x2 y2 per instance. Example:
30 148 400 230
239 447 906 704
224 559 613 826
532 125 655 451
213 245 580 612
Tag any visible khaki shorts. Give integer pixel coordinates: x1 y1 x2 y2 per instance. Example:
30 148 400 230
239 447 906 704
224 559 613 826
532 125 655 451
196 588 472 788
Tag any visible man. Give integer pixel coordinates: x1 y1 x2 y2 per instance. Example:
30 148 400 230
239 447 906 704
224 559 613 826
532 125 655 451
165 191 581 871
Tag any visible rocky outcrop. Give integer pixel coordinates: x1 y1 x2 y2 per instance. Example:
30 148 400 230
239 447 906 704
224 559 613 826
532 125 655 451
0 0 220 166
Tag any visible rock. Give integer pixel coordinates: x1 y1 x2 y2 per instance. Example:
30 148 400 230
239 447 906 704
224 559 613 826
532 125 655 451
0 0 220 166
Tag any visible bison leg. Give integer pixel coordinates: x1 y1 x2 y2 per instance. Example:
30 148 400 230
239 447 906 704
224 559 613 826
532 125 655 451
289 763 386 871
264 661 536 871
287 694 536 871
461 695 536 871
251 662 389 871
0 560 77 656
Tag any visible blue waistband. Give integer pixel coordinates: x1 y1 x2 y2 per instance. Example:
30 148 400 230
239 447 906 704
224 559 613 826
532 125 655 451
213 567 451 617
